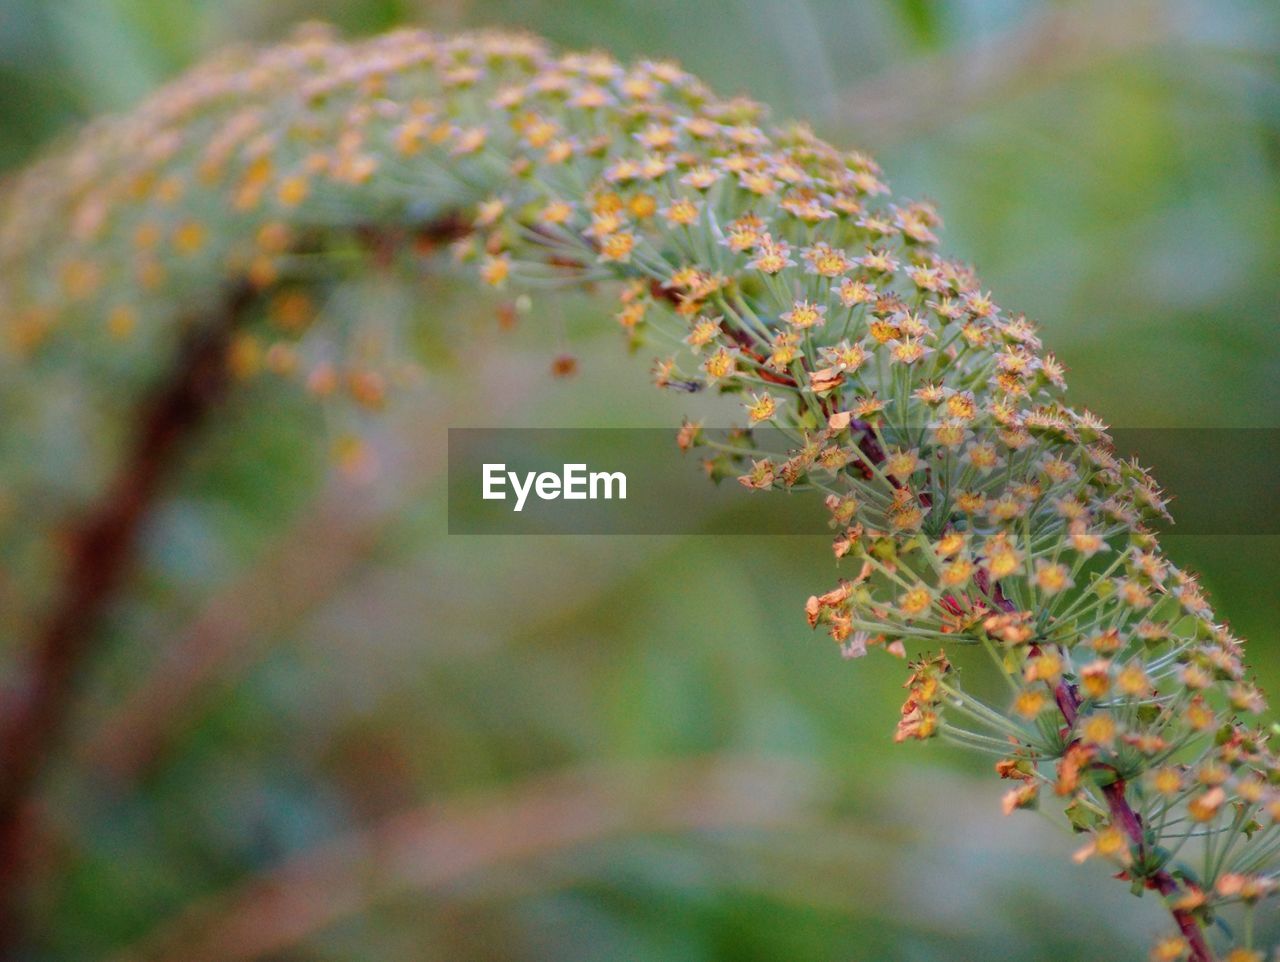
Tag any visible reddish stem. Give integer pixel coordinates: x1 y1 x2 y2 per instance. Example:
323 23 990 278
0 215 472 953
0 282 253 953
989 581 1214 960
1063 683 1216 962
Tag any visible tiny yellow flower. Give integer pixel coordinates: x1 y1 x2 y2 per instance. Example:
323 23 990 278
747 238 794 274
1034 561 1073 596
898 587 932 618
599 231 636 263
1013 689 1047 719
277 175 310 207
481 254 511 287
173 221 207 256
780 300 826 330
703 347 735 382
1080 713 1116 747
745 392 776 423
661 198 699 225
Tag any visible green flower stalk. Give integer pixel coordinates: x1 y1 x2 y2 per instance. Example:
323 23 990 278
0 25 1275 961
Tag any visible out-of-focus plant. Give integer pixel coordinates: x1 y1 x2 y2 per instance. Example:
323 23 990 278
0 25 1274 961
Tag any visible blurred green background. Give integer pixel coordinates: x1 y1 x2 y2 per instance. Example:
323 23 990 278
1 0 1278 959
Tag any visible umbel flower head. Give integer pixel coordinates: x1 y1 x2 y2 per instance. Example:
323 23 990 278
0 25 1273 960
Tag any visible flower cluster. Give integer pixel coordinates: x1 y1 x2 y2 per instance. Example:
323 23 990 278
0 25 1273 959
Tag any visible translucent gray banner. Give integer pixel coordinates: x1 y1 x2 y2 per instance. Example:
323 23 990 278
447 428 1280 535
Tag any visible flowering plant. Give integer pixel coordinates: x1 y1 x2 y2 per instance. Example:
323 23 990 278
0 26 1274 961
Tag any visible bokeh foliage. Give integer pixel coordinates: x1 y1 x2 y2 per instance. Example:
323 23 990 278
0 0 1277 959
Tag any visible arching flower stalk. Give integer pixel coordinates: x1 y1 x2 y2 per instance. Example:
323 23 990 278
0 25 1275 961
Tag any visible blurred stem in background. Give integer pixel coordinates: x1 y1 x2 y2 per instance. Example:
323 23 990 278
0 2 1275 961
0 283 252 949
79 343 542 783
109 755 827 962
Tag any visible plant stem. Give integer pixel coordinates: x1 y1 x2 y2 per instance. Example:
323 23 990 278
0 280 254 954
0 213 474 954
994 579 1216 961
1091 717 1216 962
